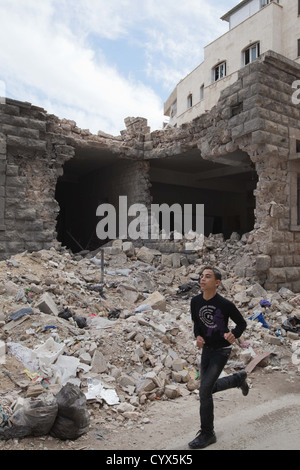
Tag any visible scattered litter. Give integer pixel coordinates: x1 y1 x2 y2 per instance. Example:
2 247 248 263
245 352 273 373
0 407 9 428
260 299 271 307
7 342 39 372
58 308 87 328
108 308 121 320
87 316 117 330
33 337 65 368
85 378 119 405
58 308 72 320
135 304 152 313
72 316 87 329
0 236 300 446
248 311 270 329
43 325 57 332
282 316 300 335
9 308 34 321
53 355 81 386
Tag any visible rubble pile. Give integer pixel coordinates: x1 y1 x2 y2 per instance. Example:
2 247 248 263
0 234 299 443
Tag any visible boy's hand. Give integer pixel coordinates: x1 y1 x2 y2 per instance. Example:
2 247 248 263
224 332 236 344
196 336 205 349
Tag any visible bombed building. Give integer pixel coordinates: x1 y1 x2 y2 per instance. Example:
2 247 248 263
0 51 300 292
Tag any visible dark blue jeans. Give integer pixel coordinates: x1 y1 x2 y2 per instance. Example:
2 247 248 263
199 345 241 436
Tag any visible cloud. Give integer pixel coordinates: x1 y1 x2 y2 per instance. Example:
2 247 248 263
68 0 237 93
0 0 237 134
54 0 133 41
139 0 236 92
0 0 164 135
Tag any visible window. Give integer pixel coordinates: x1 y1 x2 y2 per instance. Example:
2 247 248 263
213 62 226 83
298 0 300 15
244 42 260 66
200 85 204 100
298 39 300 57
187 94 193 109
260 0 279 7
297 140 300 153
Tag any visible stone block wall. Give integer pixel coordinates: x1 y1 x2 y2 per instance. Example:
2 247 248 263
0 101 152 258
233 53 300 292
0 100 75 258
103 159 152 242
0 51 300 292
109 59 300 291
105 159 151 210
136 52 300 291
0 133 6 235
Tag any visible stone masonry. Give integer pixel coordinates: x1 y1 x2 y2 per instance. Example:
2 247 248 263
0 51 300 292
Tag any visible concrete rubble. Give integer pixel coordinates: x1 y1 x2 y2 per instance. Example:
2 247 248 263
0 233 300 443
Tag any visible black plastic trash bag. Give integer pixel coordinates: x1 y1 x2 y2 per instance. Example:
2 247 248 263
58 308 87 329
73 316 87 329
50 383 90 440
282 316 300 335
177 281 200 297
58 307 73 320
108 308 121 320
0 394 58 440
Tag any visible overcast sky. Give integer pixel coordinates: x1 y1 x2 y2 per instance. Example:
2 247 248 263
0 0 237 135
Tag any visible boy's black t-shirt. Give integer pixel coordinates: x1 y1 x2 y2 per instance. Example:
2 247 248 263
191 292 247 349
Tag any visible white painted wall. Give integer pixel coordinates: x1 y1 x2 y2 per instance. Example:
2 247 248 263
229 0 261 29
165 0 299 127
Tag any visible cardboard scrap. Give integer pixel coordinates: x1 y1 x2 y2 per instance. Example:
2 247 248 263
245 351 272 373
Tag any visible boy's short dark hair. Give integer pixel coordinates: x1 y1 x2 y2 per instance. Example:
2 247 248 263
200 266 222 281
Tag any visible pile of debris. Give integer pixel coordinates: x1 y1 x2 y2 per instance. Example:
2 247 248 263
0 233 299 443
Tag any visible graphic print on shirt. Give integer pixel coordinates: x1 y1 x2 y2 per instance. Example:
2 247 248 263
198 305 226 338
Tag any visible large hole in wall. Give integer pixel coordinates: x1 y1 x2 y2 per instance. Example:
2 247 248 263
55 145 120 253
55 144 257 252
149 149 257 239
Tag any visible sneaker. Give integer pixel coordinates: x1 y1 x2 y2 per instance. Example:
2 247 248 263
188 431 217 449
238 370 249 396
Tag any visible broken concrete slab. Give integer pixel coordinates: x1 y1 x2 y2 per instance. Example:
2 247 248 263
164 385 181 399
135 378 156 395
91 350 107 374
35 293 59 316
122 241 135 257
172 358 187 372
139 291 166 312
136 246 156 264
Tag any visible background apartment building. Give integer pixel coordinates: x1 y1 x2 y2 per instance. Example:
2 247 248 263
164 0 300 127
